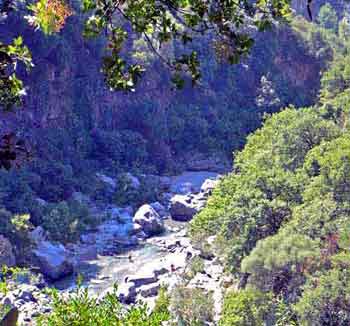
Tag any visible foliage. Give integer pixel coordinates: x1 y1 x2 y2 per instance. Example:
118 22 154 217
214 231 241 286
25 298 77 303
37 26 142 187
183 256 205 280
294 268 350 326
219 289 272 326
38 284 170 325
0 36 32 111
192 17 350 323
0 304 11 321
0 0 293 111
171 284 214 326
241 228 320 296
318 3 338 31
27 0 72 35
0 209 32 255
0 265 33 295
192 107 339 273
80 0 291 90
114 173 160 207
0 37 32 169
41 200 94 243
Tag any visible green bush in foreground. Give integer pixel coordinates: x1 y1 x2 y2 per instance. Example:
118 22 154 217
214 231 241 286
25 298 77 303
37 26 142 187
37 284 170 326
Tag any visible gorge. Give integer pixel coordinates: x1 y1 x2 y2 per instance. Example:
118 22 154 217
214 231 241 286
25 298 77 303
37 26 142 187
2 0 350 325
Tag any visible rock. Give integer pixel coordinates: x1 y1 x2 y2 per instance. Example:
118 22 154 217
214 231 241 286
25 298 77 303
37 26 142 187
221 276 234 288
127 271 158 287
153 267 169 277
170 171 219 194
96 173 117 189
74 245 98 262
133 205 164 237
170 195 199 221
95 219 136 254
16 286 36 303
0 235 16 267
158 176 172 190
33 241 73 280
135 230 148 240
131 223 143 235
139 283 160 298
122 206 134 216
150 202 168 218
29 226 47 245
35 198 47 206
200 178 220 195
166 239 181 250
116 282 137 304
1 294 16 307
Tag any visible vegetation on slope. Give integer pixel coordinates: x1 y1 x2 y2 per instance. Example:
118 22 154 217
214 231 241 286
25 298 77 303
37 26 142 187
191 4 350 324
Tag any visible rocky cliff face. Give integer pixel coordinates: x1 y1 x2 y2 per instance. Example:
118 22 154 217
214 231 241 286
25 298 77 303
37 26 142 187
0 5 332 193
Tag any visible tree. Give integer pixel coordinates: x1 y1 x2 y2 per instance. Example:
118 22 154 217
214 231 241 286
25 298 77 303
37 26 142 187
241 228 321 297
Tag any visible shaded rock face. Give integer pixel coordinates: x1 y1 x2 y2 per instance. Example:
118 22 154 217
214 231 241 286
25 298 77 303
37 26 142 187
28 226 47 245
33 241 73 281
1 12 322 180
133 205 165 237
0 235 16 267
116 282 137 304
170 195 199 221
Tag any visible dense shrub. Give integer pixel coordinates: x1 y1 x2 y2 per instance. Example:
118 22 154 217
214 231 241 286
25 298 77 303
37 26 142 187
37 285 170 325
0 210 32 257
294 268 350 326
89 129 149 172
219 289 272 326
41 200 94 243
171 284 214 326
114 174 160 207
241 228 320 297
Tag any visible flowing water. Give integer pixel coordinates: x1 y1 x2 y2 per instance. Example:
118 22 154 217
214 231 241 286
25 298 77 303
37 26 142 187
55 220 186 296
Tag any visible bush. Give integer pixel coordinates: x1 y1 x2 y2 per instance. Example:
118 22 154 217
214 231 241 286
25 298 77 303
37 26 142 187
41 200 94 243
184 256 205 280
153 286 171 318
294 268 350 326
114 174 160 207
0 209 32 258
37 284 170 326
171 284 214 326
219 289 272 326
241 228 321 296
